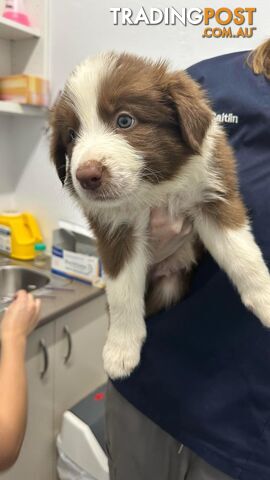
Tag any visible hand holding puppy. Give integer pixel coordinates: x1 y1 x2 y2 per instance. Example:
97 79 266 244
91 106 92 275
149 207 192 264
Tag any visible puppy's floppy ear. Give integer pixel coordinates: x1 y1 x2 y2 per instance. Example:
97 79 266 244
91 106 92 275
167 71 213 154
49 97 67 186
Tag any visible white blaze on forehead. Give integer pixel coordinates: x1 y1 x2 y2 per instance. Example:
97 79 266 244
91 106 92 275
66 52 118 130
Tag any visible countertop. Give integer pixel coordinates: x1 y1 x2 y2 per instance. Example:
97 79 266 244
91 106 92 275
0 256 105 328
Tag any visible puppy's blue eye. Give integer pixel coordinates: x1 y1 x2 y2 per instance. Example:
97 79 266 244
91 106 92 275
117 114 134 129
68 128 77 143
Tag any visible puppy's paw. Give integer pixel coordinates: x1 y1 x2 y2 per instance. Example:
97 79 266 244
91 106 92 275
103 331 146 379
243 287 270 328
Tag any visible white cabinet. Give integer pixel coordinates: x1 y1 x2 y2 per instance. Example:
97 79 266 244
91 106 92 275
54 295 108 435
0 293 108 480
0 321 55 480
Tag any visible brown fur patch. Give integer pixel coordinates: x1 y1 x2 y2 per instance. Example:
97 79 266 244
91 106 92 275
89 217 135 278
201 132 247 229
145 270 192 317
97 53 212 184
167 71 214 154
49 94 80 186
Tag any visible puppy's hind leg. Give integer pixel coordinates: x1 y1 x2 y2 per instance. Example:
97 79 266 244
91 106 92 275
145 270 191 317
146 238 198 317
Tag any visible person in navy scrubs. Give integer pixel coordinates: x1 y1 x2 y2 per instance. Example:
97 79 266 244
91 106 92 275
106 39 270 480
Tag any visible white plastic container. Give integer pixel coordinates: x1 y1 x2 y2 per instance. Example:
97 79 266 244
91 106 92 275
57 384 109 480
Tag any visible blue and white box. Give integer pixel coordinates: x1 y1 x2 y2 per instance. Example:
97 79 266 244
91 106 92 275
52 221 103 284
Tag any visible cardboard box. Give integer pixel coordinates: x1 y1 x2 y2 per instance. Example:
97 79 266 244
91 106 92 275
0 74 49 106
52 221 104 285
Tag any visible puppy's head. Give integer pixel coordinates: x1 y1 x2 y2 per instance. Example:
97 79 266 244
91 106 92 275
50 52 212 209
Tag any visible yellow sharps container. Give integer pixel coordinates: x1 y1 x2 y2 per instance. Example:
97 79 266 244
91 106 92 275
0 212 43 260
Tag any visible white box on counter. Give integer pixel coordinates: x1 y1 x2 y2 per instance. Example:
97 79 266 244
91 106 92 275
51 221 103 285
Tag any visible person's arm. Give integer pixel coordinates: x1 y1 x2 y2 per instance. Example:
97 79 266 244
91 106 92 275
0 291 40 471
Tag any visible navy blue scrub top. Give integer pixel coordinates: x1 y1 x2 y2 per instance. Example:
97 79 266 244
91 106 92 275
113 51 270 480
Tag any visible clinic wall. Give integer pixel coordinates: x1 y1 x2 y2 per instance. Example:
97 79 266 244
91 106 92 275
0 117 15 211
1 0 269 247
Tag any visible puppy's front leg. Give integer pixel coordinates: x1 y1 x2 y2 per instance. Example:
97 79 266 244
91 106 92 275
101 222 149 380
195 206 270 327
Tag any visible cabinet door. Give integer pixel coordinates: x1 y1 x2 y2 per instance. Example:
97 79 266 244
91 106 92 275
54 293 108 434
0 322 55 480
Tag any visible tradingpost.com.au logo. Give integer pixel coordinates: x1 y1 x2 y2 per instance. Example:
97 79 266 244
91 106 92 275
110 7 257 38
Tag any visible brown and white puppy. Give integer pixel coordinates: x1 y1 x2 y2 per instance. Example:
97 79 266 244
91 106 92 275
50 52 270 379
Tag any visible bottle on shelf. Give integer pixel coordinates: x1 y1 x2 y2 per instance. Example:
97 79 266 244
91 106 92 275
2 0 31 27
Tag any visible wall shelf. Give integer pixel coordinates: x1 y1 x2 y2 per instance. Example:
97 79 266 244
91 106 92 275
0 100 47 117
0 17 40 40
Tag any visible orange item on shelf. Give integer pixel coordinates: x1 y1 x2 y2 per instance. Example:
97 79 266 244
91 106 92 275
0 75 49 106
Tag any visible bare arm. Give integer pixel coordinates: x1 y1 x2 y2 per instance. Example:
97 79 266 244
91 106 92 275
0 291 40 471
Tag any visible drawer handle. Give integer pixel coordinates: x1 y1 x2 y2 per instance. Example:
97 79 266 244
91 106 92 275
63 326 72 364
39 339 49 379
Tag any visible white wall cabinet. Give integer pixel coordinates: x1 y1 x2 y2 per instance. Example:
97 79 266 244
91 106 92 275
0 293 108 480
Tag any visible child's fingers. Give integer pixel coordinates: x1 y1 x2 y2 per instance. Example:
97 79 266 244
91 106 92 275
28 296 41 320
14 290 28 302
15 290 27 297
26 292 35 301
6 290 27 312
34 299 41 319
27 298 41 333
26 294 39 316
9 291 41 317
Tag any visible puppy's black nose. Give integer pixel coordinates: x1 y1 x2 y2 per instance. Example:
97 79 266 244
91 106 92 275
76 161 103 190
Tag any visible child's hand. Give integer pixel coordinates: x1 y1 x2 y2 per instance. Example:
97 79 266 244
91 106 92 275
1 291 41 342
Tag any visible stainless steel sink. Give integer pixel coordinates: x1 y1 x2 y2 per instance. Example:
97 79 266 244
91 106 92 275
0 266 50 300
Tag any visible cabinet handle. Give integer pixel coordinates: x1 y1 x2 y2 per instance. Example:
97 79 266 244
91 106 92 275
39 339 49 379
63 326 72 364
